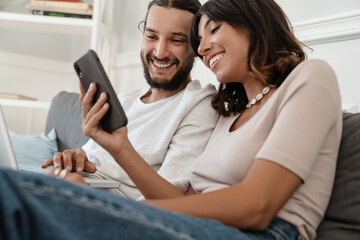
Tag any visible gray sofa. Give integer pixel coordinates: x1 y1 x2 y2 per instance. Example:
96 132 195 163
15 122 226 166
45 91 360 239
316 113 360 239
45 91 89 152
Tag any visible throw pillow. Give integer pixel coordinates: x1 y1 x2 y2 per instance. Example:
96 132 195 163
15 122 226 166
10 129 58 172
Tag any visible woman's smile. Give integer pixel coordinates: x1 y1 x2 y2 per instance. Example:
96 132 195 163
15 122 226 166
209 52 225 70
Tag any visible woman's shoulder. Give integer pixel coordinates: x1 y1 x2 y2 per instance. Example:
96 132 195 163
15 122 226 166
278 59 340 106
285 59 337 87
294 59 336 77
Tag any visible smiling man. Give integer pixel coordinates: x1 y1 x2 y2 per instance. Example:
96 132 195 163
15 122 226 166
43 0 219 200
140 4 196 95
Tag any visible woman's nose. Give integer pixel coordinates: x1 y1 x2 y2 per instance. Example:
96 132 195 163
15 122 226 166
197 38 211 57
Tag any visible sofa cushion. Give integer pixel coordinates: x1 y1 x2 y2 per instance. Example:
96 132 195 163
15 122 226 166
316 113 360 239
45 91 89 152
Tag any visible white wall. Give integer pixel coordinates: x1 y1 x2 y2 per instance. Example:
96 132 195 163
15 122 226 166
307 39 360 112
277 0 360 21
276 0 360 111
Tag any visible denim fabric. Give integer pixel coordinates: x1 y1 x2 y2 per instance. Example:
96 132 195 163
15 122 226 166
0 168 299 240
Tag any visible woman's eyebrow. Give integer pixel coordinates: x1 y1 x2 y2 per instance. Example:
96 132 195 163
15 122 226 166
203 18 213 29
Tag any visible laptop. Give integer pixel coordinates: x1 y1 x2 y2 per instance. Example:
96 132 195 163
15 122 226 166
0 104 120 189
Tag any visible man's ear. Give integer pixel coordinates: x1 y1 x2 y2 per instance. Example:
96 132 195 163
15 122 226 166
138 20 145 33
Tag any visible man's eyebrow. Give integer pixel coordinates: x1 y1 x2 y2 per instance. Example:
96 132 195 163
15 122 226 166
145 27 157 33
171 32 189 39
144 28 189 39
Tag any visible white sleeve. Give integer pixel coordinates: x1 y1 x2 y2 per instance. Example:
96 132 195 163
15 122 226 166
81 139 99 163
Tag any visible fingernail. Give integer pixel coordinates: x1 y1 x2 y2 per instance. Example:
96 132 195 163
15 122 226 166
77 167 82 172
66 166 71 171
101 92 106 98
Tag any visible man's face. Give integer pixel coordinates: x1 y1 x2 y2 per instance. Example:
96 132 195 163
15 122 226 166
141 6 195 91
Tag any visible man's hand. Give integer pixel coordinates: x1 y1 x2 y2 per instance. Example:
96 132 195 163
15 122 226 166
79 81 130 160
42 148 96 173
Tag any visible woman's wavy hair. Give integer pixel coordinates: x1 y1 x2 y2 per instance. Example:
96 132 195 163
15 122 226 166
190 0 306 116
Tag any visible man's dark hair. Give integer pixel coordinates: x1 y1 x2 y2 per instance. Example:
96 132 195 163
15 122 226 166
139 0 201 31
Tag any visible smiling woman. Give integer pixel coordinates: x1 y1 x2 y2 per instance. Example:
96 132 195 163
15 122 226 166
191 0 305 116
188 0 341 239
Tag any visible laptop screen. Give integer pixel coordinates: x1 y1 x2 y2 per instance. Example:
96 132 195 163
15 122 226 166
0 105 19 170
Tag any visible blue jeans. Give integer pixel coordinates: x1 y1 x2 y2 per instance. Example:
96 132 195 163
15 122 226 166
0 168 299 240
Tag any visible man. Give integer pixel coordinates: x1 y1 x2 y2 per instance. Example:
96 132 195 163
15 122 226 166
42 0 219 200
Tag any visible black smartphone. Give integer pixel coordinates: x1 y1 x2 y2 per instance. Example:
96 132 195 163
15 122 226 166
74 49 128 133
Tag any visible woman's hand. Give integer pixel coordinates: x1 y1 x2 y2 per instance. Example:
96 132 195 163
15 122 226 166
47 168 89 186
79 82 130 160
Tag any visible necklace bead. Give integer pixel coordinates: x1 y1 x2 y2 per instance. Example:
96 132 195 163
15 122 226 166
246 85 276 109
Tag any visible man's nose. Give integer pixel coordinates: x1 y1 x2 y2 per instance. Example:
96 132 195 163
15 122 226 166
154 39 170 59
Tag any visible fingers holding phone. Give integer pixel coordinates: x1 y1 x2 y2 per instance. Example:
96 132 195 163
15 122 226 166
79 80 109 139
82 88 110 138
79 80 104 133
81 82 95 119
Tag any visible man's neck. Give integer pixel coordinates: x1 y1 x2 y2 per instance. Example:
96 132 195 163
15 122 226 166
142 78 192 103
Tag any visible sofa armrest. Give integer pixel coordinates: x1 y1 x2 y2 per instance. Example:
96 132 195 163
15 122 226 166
45 91 89 152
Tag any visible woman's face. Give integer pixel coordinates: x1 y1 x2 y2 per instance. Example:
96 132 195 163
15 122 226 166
197 15 252 84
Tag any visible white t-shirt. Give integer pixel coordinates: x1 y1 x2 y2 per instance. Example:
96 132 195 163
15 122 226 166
190 60 342 240
83 80 219 199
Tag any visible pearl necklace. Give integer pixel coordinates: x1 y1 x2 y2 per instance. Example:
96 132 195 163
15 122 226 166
246 84 276 109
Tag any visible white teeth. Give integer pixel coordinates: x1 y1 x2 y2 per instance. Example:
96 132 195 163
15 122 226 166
209 53 224 69
153 61 173 69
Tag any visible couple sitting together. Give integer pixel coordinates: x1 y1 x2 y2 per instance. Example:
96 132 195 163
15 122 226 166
1 0 342 239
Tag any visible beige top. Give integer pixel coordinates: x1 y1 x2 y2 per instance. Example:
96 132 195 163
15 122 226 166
190 59 342 240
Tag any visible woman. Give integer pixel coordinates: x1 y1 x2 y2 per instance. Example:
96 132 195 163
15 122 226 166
0 0 341 239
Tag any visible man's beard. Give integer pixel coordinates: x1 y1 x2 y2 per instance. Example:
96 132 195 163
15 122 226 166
140 51 194 91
